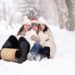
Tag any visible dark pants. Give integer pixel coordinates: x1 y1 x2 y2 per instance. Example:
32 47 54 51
2 35 30 63
30 42 50 59
2 35 19 48
39 47 50 59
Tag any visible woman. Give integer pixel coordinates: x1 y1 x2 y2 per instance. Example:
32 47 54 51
27 22 42 61
1 18 34 63
38 17 56 59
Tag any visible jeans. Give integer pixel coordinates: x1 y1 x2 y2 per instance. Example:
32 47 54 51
31 42 42 55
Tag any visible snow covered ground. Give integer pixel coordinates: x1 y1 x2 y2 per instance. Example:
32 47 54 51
0 25 75 75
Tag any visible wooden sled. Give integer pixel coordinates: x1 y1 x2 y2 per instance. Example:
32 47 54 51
1 48 21 62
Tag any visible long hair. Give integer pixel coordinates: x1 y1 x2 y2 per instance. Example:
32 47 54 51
17 25 24 36
38 24 48 32
43 24 48 32
17 24 32 36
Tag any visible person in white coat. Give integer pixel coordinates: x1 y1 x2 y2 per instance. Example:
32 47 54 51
1 16 36 63
38 17 56 59
31 17 56 59
27 21 42 61
27 19 49 60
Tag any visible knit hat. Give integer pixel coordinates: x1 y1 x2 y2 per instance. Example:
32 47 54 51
31 17 38 24
38 17 48 25
22 16 31 25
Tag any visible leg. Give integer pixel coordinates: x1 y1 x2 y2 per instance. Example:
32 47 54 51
27 42 42 61
39 47 50 59
2 35 19 48
31 42 42 55
17 37 30 63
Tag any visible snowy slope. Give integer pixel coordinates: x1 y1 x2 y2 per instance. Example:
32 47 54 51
0 25 75 75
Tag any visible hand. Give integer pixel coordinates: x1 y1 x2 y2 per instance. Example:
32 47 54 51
31 35 40 42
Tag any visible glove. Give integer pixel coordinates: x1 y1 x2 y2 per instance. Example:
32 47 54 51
31 35 40 42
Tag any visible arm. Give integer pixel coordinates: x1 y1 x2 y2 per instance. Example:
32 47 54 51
31 35 40 42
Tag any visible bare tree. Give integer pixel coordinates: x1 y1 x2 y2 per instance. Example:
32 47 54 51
66 0 75 31
38 0 59 25
55 0 69 29
0 0 75 31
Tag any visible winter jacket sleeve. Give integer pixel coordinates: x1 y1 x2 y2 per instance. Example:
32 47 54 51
38 31 48 47
46 29 56 59
31 35 40 42
38 29 56 59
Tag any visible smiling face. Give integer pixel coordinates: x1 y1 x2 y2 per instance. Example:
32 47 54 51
39 24 46 31
24 23 31 32
32 24 39 32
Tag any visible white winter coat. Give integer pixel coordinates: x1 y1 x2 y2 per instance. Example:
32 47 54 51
17 29 37 50
38 28 56 59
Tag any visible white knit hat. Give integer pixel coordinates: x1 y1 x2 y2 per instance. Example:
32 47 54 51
31 20 38 24
22 16 31 25
38 17 48 25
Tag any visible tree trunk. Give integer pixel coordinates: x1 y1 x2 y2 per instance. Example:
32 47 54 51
66 0 75 31
55 0 69 29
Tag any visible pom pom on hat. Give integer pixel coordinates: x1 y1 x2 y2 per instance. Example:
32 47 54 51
31 17 38 24
22 16 31 25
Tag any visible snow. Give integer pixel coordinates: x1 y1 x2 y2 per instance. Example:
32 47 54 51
0 25 75 75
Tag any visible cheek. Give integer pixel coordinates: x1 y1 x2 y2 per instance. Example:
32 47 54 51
32 27 36 30
41 26 45 30
27 26 30 30
36 27 38 30
43 27 45 29
33 27 38 31
43 26 45 29
27 26 31 29
24 26 26 30
24 26 30 30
